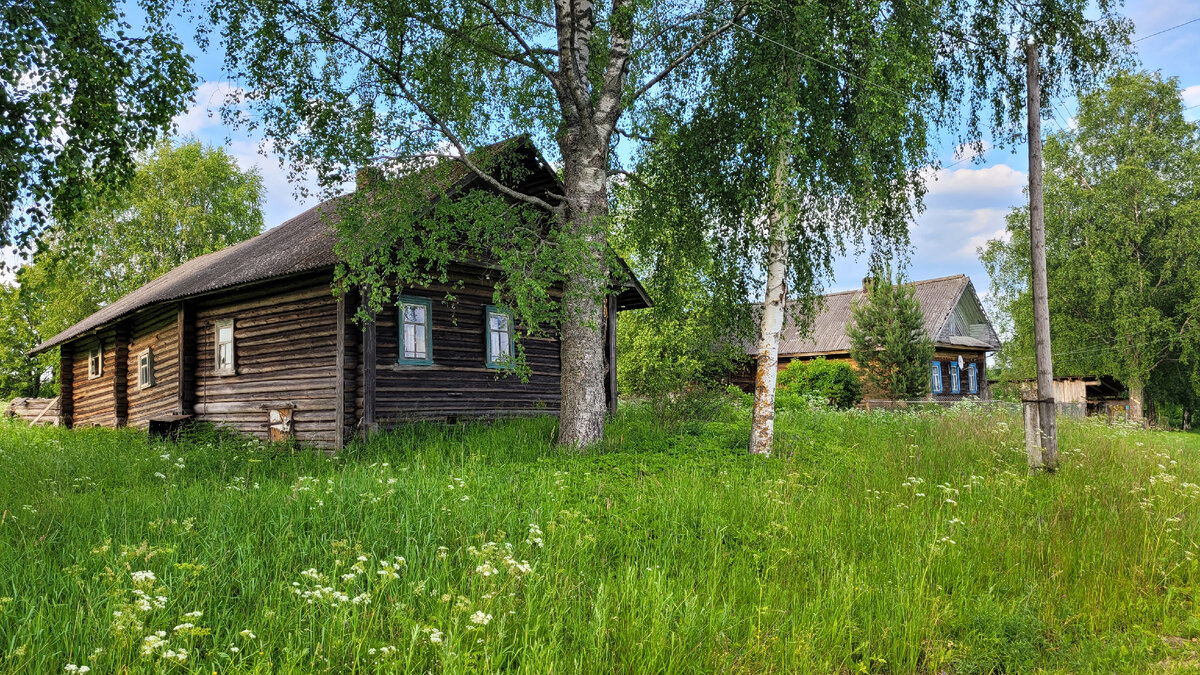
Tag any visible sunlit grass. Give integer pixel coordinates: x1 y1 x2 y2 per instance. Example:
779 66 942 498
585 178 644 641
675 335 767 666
0 401 1197 673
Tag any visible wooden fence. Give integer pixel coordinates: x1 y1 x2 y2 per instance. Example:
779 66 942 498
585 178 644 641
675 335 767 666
5 397 60 425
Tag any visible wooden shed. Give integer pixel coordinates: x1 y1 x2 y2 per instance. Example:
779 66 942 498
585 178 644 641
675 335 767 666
29 137 651 449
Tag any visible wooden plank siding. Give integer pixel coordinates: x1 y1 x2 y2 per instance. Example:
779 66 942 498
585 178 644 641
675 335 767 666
70 327 118 427
54 265 569 448
192 272 341 445
357 265 562 426
125 304 181 427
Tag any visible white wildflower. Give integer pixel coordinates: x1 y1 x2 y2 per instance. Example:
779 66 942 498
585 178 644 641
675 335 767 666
470 611 492 626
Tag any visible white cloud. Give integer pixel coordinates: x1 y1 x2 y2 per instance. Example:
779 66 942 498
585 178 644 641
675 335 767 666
923 163 1027 197
1182 84 1200 108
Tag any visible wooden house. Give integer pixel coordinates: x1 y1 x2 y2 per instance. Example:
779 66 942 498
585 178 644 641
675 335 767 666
742 275 1001 401
29 138 651 449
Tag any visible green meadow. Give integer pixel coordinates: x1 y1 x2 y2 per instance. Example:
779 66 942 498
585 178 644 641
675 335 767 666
1 400 1198 673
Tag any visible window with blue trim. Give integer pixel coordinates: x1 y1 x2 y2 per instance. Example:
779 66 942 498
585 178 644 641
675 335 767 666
485 305 514 368
968 363 978 394
931 361 942 393
398 296 433 366
950 361 961 393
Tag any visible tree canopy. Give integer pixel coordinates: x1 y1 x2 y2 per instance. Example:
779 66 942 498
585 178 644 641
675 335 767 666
981 70 1200 424
1 0 195 248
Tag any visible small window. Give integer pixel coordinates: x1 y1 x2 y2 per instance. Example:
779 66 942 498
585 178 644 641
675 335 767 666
138 348 156 389
398 296 433 366
931 361 942 394
968 363 978 394
485 305 514 369
950 361 961 394
88 345 103 379
215 319 235 375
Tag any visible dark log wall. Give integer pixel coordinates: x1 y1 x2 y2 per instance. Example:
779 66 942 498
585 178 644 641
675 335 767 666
192 272 340 445
125 304 181 427
931 349 990 402
359 265 562 427
69 328 118 427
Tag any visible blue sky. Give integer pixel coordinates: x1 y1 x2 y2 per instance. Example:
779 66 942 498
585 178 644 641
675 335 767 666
166 1 1200 299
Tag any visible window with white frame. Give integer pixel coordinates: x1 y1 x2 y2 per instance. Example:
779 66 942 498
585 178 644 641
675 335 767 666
215 319 235 375
138 348 155 389
968 363 978 394
485 305 514 368
398 296 433 365
88 345 103 379
931 361 942 394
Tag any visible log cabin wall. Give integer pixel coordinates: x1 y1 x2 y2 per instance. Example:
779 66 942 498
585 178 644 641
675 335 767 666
124 304 181 428
69 327 118 427
357 264 562 428
193 272 341 446
930 349 989 402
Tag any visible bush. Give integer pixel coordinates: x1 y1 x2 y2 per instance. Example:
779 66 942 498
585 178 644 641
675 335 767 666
776 357 863 409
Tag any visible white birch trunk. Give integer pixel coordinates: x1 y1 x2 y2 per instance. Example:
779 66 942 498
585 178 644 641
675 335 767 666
748 148 792 456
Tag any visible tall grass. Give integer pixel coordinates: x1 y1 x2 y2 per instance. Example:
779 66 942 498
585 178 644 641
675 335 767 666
0 401 1197 673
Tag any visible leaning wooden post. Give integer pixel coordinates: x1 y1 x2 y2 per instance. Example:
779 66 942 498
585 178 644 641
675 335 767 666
1025 39 1059 471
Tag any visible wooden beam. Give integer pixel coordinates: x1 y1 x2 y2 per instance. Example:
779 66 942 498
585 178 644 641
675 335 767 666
59 346 74 428
113 323 130 427
605 294 618 416
362 298 377 439
177 302 196 415
335 295 346 451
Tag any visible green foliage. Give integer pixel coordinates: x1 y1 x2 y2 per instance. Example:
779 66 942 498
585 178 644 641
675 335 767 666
847 270 935 400
0 141 264 398
1 409 1199 671
619 0 1130 345
776 357 863 410
1 0 194 247
982 71 1200 416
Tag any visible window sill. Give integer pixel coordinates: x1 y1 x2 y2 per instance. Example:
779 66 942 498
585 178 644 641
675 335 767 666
214 369 236 377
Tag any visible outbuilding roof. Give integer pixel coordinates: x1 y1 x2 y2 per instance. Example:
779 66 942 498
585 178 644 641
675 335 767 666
758 274 1001 357
31 137 651 355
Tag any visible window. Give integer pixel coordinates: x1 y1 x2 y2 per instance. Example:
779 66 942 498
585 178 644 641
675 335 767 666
137 348 155 389
968 363 978 394
950 360 961 394
398 296 433 366
88 345 103 379
485 305 514 369
931 361 942 394
215 319 235 375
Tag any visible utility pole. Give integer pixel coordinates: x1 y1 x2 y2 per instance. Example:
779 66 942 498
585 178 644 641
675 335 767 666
1024 39 1059 472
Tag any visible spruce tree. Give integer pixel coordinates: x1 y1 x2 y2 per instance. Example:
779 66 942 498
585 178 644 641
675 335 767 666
847 270 935 400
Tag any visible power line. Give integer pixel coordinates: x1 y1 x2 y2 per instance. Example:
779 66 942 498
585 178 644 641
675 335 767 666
1133 16 1200 43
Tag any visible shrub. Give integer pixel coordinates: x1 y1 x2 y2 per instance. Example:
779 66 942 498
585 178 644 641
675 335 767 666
776 357 863 409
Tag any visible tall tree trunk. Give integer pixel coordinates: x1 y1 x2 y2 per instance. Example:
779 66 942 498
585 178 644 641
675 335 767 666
1128 378 1145 426
749 146 792 456
557 126 610 448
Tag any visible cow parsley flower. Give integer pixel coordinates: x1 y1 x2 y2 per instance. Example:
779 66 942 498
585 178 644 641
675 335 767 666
470 611 492 626
131 570 156 586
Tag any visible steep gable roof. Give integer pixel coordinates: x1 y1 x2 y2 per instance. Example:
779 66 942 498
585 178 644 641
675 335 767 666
32 136 650 355
757 274 1000 357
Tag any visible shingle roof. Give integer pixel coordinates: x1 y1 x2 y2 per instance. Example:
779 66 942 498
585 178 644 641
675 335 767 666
758 274 999 356
31 136 651 355
32 199 344 354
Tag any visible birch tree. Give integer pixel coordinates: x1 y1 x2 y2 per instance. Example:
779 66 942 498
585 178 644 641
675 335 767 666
188 0 754 448
620 0 1128 454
